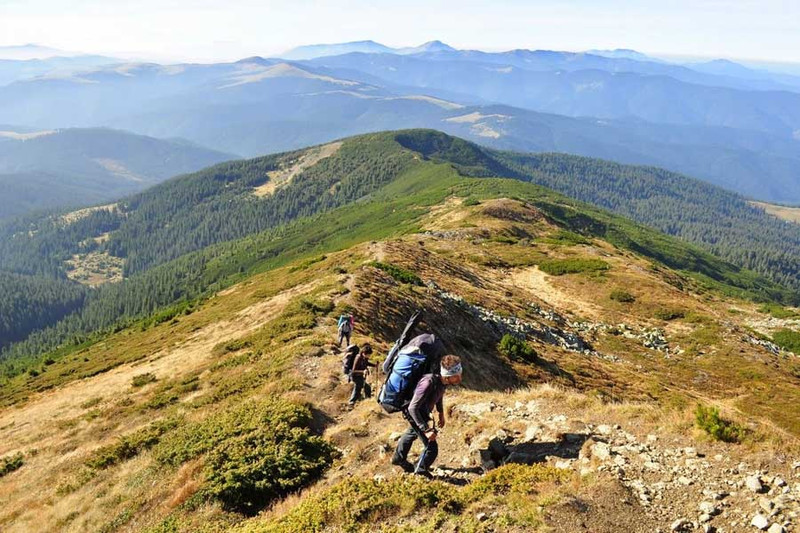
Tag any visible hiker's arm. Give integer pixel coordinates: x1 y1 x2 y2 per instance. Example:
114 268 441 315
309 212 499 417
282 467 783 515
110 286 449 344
436 398 445 428
408 378 432 429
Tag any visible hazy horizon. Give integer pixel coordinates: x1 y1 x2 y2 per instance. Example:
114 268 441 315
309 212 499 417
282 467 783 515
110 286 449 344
1 0 798 65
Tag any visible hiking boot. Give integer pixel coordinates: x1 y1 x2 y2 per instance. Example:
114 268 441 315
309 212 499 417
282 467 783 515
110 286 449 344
391 456 414 473
413 468 433 480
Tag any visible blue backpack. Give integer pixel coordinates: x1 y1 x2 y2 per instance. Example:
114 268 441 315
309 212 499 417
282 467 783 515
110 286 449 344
379 331 444 414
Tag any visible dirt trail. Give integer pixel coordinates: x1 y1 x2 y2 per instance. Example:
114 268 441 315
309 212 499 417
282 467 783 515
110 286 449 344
510 266 604 319
0 281 319 455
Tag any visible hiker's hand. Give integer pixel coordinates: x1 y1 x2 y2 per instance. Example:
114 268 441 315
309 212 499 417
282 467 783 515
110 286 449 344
438 412 445 429
425 428 437 442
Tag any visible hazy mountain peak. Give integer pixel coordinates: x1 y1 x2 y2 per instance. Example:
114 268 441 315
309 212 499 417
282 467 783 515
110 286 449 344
280 40 394 60
399 40 457 54
586 48 655 61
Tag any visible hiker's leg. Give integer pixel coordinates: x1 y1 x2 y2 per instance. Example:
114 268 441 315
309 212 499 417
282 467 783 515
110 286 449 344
393 427 417 462
419 439 439 471
348 375 364 404
338 330 344 347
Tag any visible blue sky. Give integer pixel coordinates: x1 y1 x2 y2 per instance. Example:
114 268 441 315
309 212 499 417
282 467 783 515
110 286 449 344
1 0 798 63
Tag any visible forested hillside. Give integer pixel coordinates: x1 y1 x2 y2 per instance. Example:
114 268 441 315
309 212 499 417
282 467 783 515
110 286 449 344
1 131 796 380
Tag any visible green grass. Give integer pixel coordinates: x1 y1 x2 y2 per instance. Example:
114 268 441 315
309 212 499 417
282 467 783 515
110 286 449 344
653 307 686 321
539 258 609 276
773 329 800 354
758 303 799 319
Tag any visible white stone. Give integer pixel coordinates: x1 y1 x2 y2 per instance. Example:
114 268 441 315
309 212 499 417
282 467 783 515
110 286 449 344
677 476 694 486
774 476 787 487
671 518 688 531
747 476 766 493
592 442 612 460
596 424 613 435
751 514 770 530
767 525 785 533
698 501 718 515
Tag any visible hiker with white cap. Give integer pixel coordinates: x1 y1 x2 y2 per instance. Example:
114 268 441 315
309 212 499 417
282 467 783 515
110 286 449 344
390 353 463 478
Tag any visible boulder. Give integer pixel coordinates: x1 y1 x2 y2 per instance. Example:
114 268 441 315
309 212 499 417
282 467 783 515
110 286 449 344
767 525 785 533
670 518 688 531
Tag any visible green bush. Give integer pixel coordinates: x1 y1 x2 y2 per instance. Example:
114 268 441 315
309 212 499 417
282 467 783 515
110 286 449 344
773 329 800 354
540 230 590 246
462 197 480 206
654 307 685 321
0 452 24 478
131 372 157 388
758 303 798 319
609 289 635 303
538 258 609 276
694 404 745 443
257 464 567 532
86 419 178 469
155 398 338 514
369 261 423 285
498 334 537 363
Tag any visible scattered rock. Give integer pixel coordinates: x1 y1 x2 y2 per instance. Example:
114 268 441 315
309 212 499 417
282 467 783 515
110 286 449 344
671 518 689 531
767 524 785 533
751 514 770 530
747 476 767 493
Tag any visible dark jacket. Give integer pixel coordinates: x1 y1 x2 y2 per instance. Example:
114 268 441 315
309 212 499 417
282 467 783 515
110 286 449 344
408 373 445 430
351 353 377 375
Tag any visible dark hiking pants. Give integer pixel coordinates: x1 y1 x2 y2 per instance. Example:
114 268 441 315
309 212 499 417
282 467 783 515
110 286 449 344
393 425 438 472
338 329 351 347
348 374 365 404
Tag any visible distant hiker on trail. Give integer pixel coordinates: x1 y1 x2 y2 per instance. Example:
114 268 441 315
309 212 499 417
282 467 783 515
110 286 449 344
337 313 354 348
380 331 461 477
348 343 376 407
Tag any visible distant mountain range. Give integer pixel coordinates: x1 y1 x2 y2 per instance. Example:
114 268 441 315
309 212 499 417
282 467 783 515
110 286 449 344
0 128 234 219
1 41 800 204
280 40 456 60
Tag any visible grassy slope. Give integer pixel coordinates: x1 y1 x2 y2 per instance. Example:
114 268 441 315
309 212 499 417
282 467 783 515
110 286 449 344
1 191 799 532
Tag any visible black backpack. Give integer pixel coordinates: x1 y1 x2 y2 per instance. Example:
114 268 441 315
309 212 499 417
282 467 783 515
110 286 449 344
342 345 359 375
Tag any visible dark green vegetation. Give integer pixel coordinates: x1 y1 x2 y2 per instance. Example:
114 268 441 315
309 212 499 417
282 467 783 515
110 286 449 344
249 463 568 532
610 289 636 303
369 261 424 286
0 128 234 219
1 130 798 379
538 258 610 276
0 452 24 478
0 272 86 350
773 329 800 354
694 404 746 443
86 419 178 470
154 398 337 514
131 372 158 388
498 334 537 363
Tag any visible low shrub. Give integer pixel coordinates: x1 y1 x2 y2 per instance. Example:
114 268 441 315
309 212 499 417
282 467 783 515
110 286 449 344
86 418 178 469
0 452 24 477
609 289 635 303
369 261 423 286
257 464 567 532
155 398 338 514
694 404 745 443
540 230 590 246
539 258 609 276
654 307 685 321
773 329 800 354
758 303 798 319
498 334 537 363
131 372 157 388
